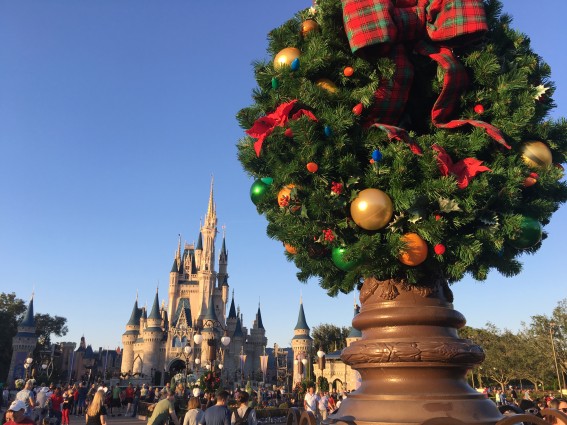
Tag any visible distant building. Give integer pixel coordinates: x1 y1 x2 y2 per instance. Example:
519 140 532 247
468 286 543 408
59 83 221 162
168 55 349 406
120 180 268 387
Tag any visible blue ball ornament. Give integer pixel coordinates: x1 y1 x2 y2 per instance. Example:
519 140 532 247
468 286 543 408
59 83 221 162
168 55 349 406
324 126 333 137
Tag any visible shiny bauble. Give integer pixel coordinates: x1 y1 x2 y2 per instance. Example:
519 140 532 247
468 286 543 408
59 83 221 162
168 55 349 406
271 77 279 89
250 179 269 205
290 58 300 71
399 233 428 266
434 243 446 256
274 48 301 70
301 19 319 37
353 103 363 116
521 141 553 169
331 246 360 271
510 216 542 249
523 172 538 187
473 104 484 114
343 66 354 77
260 177 273 185
316 78 338 94
350 188 393 230
284 243 297 255
324 125 333 137
371 149 383 162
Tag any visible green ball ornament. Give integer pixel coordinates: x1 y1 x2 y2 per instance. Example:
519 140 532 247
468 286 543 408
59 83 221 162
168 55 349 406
510 216 542 249
250 179 269 205
331 246 360 271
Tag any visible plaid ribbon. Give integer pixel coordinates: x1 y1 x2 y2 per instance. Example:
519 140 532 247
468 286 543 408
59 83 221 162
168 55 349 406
342 0 509 151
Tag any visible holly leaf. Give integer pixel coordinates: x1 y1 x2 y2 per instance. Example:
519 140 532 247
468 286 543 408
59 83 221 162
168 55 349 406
438 197 462 213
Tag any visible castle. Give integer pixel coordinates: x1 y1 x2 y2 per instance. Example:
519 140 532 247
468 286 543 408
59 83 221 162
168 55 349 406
120 181 267 386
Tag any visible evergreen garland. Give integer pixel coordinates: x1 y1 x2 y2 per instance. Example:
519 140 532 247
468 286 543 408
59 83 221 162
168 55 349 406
237 0 567 295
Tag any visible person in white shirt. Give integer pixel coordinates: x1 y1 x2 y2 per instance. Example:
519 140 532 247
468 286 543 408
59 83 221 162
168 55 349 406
304 386 319 417
318 392 329 421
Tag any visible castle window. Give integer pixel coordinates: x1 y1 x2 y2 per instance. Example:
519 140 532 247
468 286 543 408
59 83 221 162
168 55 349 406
172 336 181 348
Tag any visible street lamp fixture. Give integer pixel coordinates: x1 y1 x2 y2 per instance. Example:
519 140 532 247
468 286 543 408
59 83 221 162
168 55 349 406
549 321 563 391
317 347 326 389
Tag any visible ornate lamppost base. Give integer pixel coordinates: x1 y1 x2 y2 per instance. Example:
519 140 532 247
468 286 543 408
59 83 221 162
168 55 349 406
327 278 501 425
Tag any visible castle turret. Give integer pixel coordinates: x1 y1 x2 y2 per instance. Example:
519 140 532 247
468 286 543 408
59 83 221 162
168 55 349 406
291 298 312 384
121 297 141 374
168 237 181 319
248 302 267 374
142 291 164 376
7 296 37 385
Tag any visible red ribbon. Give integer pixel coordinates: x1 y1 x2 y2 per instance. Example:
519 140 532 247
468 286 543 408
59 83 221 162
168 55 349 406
342 0 510 151
432 144 491 189
246 100 317 157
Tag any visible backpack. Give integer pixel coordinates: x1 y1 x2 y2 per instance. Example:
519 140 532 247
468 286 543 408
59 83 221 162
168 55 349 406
233 407 252 425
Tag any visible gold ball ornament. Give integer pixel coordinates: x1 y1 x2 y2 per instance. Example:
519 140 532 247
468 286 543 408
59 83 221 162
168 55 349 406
273 48 301 70
350 188 393 230
301 19 319 37
316 78 338 94
521 141 553 169
398 233 428 266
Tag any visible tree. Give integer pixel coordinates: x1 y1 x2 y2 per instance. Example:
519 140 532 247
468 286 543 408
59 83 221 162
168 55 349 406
237 0 567 297
312 323 349 353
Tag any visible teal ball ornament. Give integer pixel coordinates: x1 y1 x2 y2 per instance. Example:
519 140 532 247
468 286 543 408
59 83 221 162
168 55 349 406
290 58 300 71
510 216 542 249
250 179 269 205
331 246 360 271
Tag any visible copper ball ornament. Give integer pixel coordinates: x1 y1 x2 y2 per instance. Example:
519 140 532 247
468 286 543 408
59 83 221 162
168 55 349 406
399 233 428 266
284 243 297 255
301 19 319 37
521 141 553 169
274 48 301 70
350 188 393 230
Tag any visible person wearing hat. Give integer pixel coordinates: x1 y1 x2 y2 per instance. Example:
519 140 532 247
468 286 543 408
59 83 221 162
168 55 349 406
4 400 35 425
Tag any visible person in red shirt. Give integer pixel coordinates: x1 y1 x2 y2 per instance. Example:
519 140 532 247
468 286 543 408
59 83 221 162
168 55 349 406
5 400 35 425
124 383 135 417
50 387 64 424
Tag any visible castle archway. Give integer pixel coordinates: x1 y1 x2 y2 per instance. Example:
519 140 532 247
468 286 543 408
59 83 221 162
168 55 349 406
331 378 343 392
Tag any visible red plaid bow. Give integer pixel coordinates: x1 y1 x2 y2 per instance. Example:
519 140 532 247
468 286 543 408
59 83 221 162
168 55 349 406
342 0 510 151
246 100 318 156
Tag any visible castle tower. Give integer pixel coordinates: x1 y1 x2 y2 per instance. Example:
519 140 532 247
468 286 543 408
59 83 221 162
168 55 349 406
141 290 164 376
291 298 312 384
248 302 267 375
218 232 229 302
121 296 141 374
7 296 37 385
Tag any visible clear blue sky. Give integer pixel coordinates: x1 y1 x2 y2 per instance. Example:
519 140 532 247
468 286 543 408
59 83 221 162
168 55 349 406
0 1 565 353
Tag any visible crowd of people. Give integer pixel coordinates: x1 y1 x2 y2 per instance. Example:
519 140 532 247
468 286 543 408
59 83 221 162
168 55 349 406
4 379 567 425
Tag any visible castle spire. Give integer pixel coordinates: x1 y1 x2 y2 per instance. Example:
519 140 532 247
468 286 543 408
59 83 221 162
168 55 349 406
127 297 140 326
294 298 310 331
228 290 237 319
148 289 161 320
256 300 264 330
20 296 35 328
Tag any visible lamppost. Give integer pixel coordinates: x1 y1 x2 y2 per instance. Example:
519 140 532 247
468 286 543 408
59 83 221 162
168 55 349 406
301 356 308 381
317 347 326 390
550 321 563 391
24 354 34 380
176 342 193 390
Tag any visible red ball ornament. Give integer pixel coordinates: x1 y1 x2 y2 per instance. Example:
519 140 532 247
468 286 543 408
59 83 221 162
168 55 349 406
434 244 446 255
352 103 363 116
306 162 319 173
284 128 294 138
343 66 354 77
473 104 485 114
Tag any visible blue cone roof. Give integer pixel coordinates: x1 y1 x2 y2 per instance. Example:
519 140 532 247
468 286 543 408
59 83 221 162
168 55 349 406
294 302 309 331
20 298 35 327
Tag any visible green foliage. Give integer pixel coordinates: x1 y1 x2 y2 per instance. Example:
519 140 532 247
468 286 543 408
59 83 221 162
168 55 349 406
461 298 567 390
237 0 567 295
311 323 349 353
317 376 329 392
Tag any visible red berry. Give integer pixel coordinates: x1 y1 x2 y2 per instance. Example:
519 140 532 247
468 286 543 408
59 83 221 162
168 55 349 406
284 128 294 138
435 214 442 221
434 244 446 255
529 172 539 179
306 162 319 173
343 66 354 77
474 104 484 114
